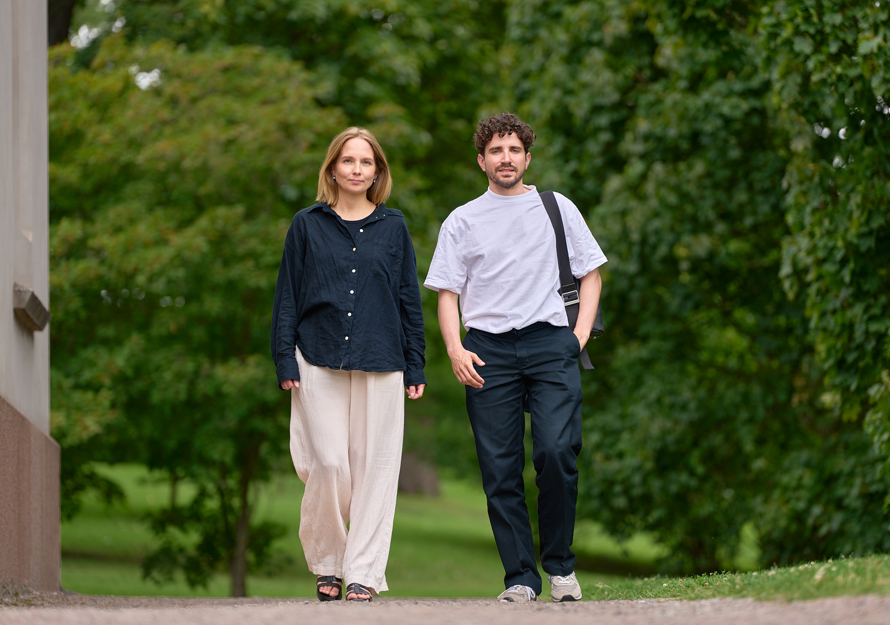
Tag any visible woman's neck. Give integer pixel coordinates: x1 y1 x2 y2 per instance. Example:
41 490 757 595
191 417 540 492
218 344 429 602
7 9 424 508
332 194 376 221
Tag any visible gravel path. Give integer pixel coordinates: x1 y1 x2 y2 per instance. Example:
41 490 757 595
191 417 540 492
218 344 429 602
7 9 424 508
1 591 888 625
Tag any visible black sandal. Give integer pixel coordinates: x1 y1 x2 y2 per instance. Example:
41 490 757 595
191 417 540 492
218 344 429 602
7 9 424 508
345 582 374 602
316 575 342 601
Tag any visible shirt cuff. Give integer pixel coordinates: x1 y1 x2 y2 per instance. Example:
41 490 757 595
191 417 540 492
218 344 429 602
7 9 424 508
423 278 462 294
276 359 300 390
404 369 426 387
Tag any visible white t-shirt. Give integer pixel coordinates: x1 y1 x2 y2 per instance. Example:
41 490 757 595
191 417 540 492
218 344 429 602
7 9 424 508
424 185 607 334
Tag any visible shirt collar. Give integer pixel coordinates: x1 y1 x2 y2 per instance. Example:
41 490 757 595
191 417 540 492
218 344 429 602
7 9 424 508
483 185 538 202
308 202 392 220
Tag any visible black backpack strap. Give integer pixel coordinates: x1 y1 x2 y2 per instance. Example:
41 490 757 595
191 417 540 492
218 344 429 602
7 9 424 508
540 191 594 370
540 191 580 312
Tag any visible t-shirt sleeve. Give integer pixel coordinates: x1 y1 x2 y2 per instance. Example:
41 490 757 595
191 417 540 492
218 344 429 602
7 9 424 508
557 194 608 278
423 218 467 294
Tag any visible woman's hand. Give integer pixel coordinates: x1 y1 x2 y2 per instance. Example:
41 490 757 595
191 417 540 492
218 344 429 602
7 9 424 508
406 384 426 400
281 379 300 390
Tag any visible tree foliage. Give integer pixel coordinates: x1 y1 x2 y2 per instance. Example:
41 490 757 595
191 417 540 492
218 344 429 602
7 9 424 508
763 0 890 477
49 34 343 595
506 0 890 572
66 0 511 478
50 0 890 584
91 0 506 225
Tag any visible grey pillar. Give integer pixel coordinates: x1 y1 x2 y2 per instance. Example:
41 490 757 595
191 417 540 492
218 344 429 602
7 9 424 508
0 0 61 592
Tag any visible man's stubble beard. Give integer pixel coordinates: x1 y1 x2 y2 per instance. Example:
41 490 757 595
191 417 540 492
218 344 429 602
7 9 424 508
486 164 526 189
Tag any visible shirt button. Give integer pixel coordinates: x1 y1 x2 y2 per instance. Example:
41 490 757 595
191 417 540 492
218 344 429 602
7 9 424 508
345 336 349 340
351 269 356 273
359 228 363 233
348 312 352 317
352 247 356 251
349 290 354 294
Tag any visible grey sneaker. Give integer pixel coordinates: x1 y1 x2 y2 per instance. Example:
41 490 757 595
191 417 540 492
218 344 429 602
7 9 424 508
497 585 537 602
548 572 582 602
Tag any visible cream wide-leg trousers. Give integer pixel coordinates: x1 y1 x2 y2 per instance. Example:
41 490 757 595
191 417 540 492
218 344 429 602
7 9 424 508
289 346 404 593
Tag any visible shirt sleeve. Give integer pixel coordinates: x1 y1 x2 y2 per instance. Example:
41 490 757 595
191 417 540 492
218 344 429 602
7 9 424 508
398 222 427 387
270 215 305 388
557 193 608 278
423 218 467 294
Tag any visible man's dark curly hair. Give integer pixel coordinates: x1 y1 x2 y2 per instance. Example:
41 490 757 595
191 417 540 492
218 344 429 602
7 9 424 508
473 112 536 154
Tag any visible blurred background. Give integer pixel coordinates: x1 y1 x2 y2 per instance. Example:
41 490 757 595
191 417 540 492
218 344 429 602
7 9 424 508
47 0 889 599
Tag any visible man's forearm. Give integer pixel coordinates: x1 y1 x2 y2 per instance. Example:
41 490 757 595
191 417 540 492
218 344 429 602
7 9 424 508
438 290 463 355
575 268 602 340
438 289 485 388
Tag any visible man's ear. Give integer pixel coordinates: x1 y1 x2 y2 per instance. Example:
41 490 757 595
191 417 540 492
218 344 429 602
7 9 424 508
477 153 485 171
525 151 531 168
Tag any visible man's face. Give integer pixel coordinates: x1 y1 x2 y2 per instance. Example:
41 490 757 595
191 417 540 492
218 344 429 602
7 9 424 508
478 133 531 190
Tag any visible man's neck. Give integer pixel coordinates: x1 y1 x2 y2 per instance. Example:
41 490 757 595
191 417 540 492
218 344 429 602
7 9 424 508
487 181 532 197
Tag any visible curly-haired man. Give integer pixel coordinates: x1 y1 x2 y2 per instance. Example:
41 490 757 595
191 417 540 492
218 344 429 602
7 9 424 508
425 112 607 602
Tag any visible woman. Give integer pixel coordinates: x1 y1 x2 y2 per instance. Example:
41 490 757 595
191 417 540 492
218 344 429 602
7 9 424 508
270 128 426 602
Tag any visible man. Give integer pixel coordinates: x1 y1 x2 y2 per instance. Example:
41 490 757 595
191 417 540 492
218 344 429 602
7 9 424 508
424 112 606 603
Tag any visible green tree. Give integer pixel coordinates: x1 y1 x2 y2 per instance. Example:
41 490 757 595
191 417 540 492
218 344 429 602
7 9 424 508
75 0 507 224
506 0 890 572
506 0 793 572
66 0 508 479
49 34 344 595
763 0 890 482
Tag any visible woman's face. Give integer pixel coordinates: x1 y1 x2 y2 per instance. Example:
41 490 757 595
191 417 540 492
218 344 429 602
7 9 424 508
332 138 378 200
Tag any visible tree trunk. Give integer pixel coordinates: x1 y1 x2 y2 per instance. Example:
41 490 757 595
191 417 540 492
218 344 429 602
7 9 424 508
169 472 179 508
397 452 440 495
229 445 258 597
684 535 721 575
230 508 249 597
48 0 79 47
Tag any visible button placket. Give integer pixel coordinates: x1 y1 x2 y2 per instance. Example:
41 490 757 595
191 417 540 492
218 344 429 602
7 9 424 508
345 234 359 356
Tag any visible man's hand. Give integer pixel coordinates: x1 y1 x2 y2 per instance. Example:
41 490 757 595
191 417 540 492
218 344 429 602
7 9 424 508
280 379 299 390
406 384 426 399
449 347 485 388
572 330 590 353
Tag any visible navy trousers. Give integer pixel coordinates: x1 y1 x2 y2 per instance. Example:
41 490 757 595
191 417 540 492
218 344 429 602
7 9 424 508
463 322 583 595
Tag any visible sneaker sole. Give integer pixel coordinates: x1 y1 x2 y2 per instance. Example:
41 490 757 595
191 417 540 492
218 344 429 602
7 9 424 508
499 598 537 603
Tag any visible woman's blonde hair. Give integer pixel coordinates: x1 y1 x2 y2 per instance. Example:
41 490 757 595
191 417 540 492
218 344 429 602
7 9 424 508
316 127 393 206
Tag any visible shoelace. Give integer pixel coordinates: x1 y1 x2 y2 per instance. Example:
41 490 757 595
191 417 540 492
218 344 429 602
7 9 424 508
504 585 535 600
550 574 577 585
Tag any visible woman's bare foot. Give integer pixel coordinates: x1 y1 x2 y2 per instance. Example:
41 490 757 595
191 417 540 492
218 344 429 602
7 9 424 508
345 583 374 601
316 576 341 598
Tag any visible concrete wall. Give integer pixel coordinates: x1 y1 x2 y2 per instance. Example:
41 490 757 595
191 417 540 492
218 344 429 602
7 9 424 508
0 0 61 591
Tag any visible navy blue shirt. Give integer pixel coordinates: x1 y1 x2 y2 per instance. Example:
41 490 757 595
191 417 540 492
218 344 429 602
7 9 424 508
271 202 426 388
343 213 376 239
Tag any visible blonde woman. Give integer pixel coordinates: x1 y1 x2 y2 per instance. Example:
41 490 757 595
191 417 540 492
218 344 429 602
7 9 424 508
271 128 426 601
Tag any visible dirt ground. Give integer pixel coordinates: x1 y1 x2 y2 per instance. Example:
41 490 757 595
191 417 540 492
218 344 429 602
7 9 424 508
1 591 888 625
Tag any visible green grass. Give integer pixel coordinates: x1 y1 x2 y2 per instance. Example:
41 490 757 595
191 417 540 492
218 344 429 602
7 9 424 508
61 464 890 601
579 555 890 601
